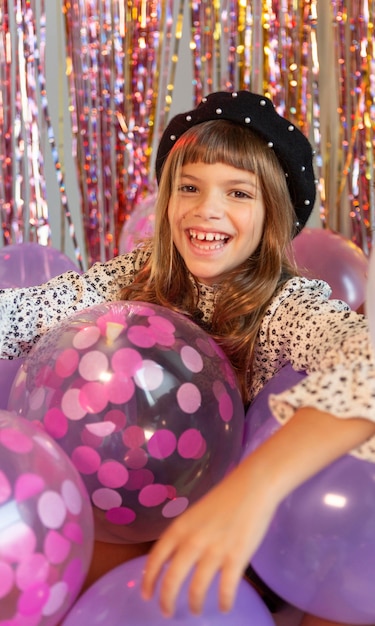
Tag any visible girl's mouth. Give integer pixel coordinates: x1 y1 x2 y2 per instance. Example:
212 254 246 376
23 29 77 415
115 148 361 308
188 229 230 250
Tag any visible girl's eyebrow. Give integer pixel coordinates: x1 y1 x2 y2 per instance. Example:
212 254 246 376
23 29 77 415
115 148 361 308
180 172 258 190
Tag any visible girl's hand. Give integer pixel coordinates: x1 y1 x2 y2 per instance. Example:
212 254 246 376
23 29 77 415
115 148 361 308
141 407 375 618
141 455 278 617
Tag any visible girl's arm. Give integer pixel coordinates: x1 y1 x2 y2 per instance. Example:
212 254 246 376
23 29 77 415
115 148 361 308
141 407 375 617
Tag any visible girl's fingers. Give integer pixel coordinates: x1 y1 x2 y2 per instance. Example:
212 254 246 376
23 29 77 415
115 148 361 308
186 552 223 615
218 560 247 613
141 536 175 601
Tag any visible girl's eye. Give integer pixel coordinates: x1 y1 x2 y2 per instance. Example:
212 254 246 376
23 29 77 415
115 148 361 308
178 184 198 193
231 190 252 199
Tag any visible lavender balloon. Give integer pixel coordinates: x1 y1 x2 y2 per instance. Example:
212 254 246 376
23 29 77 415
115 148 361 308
0 242 80 289
62 554 274 626
292 228 368 311
243 364 375 624
0 411 94 626
9 301 244 544
0 358 25 409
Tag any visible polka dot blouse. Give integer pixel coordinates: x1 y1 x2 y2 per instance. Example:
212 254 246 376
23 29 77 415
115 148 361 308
1 248 375 461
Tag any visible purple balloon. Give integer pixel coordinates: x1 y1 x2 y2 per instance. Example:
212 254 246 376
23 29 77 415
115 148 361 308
9 301 245 544
0 358 25 409
62 554 274 626
0 411 94 626
0 242 80 288
292 228 368 310
243 364 375 624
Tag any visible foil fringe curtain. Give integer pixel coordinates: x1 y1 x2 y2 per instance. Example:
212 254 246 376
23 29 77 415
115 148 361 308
0 1 374 265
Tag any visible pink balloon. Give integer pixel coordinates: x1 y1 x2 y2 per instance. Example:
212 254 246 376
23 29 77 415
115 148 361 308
0 411 94 625
118 191 156 254
0 243 80 289
292 228 368 310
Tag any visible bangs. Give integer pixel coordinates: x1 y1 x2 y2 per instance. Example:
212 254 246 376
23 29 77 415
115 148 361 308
177 120 265 175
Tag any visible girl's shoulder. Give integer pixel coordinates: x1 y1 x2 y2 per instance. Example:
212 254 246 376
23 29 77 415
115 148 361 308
266 276 350 318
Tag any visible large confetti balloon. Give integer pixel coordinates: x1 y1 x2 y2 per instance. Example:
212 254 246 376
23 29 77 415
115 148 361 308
62 554 274 626
0 411 94 626
9 301 245 544
243 364 375 625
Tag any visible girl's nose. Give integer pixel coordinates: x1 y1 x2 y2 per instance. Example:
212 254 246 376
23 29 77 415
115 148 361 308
193 195 223 220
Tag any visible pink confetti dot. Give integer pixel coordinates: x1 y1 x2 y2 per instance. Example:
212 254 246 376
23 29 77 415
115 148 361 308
106 372 135 404
0 427 33 453
122 425 145 448
111 347 143 376
212 380 226 400
219 392 234 422
17 582 50 616
0 522 36 562
195 337 216 357
127 325 156 348
61 389 87 421
61 479 83 515
42 581 69 617
63 522 84 545
125 469 154 491
37 491 67 529
44 407 68 439
72 326 101 350
80 427 103 448
148 316 176 347
84 420 116 438
180 346 204 373
0 561 14 598
134 359 163 391
71 446 101 474
97 460 129 488
44 531 71 565
176 383 202 413
92 487 122 510
55 348 79 378
177 429 206 459
15 473 45 502
147 429 176 459
78 350 109 381
29 388 46 411
133 304 156 317
148 315 176 334
162 497 189 518
105 507 136 525
16 554 50 590
192 437 207 459
62 558 85 596
0 470 11 504
221 360 237 387
138 484 169 507
124 447 148 469
104 409 127 431
79 382 109 414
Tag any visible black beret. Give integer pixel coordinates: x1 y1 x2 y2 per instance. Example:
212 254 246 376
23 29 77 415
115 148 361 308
155 90 317 232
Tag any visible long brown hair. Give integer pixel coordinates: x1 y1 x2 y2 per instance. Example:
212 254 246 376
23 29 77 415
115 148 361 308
120 120 299 402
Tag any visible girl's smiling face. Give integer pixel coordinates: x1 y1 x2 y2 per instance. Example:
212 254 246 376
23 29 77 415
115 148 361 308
168 161 265 285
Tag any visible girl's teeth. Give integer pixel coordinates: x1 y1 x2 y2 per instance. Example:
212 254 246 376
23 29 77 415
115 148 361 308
190 230 227 241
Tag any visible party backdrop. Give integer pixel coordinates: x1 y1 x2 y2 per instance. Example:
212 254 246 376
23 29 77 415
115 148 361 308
0 1 374 268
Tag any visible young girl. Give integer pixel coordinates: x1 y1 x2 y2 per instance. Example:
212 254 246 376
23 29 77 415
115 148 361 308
1 90 375 626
